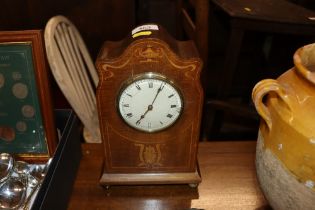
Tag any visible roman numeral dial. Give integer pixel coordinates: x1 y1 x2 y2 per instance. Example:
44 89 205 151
118 73 183 132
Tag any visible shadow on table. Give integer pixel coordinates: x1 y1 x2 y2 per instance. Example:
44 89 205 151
101 184 199 210
256 204 273 210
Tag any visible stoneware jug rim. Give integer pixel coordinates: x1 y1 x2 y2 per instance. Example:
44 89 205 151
293 43 315 85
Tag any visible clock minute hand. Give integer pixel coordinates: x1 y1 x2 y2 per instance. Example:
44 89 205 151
151 82 165 105
136 82 165 125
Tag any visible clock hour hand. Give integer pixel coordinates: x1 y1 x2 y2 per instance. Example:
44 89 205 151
136 105 153 125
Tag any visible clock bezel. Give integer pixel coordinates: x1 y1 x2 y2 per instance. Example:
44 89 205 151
116 72 184 133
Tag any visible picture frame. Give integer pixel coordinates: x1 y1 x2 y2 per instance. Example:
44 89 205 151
0 30 58 162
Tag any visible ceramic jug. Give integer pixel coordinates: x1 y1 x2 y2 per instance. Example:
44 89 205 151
252 43 315 210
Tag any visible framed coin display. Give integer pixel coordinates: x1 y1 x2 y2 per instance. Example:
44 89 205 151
0 30 58 162
96 24 203 187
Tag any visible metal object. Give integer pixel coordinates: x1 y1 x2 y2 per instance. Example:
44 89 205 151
0 176 26 209
14 161 30 186
23 158 52 210
0 153 14 183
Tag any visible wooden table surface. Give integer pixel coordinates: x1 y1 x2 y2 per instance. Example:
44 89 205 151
67 141 270 210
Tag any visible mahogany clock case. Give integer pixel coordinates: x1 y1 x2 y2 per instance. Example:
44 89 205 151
96 25 203 185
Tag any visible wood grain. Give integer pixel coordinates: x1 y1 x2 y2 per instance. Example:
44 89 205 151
67 141 270 210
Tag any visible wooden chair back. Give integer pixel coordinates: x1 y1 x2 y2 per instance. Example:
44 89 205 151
44 15 101 143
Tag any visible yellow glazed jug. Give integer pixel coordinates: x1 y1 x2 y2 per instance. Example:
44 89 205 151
252 43 315 210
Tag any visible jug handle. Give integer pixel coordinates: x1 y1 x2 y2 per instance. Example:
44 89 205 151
252 79 290 130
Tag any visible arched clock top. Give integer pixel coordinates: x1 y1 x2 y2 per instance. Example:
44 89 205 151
97 40 202 85
96 24 201 67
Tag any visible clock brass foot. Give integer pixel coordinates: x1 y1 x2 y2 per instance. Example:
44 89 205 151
189 183 198 188
103 185 110 190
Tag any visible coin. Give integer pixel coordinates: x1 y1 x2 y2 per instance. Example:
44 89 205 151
12 83 28 99
16 121 27 132
0 73 4 88
21 105 35 118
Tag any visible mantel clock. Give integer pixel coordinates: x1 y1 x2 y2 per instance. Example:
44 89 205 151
96 24 203 187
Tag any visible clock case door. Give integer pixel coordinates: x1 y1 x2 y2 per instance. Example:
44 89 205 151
96 25 203 185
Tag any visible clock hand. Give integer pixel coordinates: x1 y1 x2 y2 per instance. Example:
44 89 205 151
136 82 165 125
151 82 165 105
136 105 153 125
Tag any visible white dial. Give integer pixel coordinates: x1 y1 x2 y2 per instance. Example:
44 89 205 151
118 73 183 132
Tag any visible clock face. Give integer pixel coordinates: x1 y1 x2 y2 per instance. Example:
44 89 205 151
117 72 183 132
